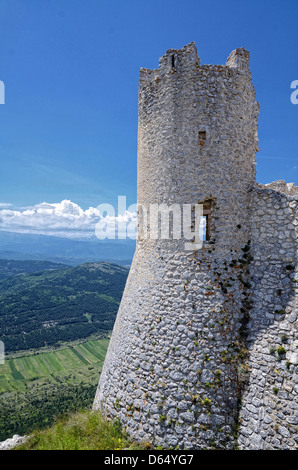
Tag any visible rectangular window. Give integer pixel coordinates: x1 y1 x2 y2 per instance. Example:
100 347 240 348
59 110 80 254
199 131 206 147
200 202 212 241
200 216 207 241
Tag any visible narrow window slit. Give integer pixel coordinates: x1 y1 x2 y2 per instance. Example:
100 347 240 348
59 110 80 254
199 131 206 147
200 201 212 242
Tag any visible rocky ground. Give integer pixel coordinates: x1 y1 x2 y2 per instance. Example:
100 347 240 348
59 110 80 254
0 434 28 450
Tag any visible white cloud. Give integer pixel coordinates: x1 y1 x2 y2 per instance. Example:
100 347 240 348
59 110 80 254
0 200 137 240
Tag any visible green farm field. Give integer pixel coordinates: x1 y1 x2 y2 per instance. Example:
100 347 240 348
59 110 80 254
0 338 110 440
0 338 109 394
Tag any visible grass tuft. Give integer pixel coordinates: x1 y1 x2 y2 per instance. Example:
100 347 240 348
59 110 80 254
15 410 150 450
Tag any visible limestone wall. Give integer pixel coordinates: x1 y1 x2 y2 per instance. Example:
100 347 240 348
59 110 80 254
93 43 261 450
93 43 297 450
238 184 298 450
265 180 298 196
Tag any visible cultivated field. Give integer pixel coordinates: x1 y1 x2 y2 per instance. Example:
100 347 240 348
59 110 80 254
0 338 110 440
0 339 109 394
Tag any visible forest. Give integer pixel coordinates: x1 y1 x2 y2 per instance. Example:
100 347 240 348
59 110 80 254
0 261 128 353
0 260 128 440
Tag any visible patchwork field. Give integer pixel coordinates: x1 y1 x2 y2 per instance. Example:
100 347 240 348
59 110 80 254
0 338 110 440
0 339 109 394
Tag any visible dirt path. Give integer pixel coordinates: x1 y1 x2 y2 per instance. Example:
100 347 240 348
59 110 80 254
72 346 92 364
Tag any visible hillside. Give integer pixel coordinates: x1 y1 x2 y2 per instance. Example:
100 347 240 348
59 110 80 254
0 339 110 441
0 262 129 353
14 410 149 450
0 259 70 280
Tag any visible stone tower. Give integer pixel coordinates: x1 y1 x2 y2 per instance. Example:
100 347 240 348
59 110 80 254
94 43 297 449
94 43 298 450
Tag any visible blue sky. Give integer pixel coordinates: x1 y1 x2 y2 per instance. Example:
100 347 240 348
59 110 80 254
0 0 297 237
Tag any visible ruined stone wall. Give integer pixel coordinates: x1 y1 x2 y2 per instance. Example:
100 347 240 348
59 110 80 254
238 184 298 450
265 180 298 196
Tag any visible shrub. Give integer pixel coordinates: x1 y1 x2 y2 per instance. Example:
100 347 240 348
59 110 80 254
277 346 286 357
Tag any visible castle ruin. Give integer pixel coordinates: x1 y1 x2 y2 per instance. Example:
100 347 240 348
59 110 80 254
93 42 298 450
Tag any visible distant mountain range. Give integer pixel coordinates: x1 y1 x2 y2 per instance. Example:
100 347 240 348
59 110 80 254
0 231 135 266
0 259 69 280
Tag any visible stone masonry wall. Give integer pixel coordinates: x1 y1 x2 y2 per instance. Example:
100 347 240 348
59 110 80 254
238 184 298 449
93 43 297 450
93 43 261 450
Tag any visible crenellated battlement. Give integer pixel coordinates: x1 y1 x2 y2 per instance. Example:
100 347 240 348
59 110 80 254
139 42 251 92
226 46 250 71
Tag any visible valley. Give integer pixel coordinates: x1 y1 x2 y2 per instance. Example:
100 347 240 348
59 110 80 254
0 338 110 440
0 261 128 354
0 258 127 441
